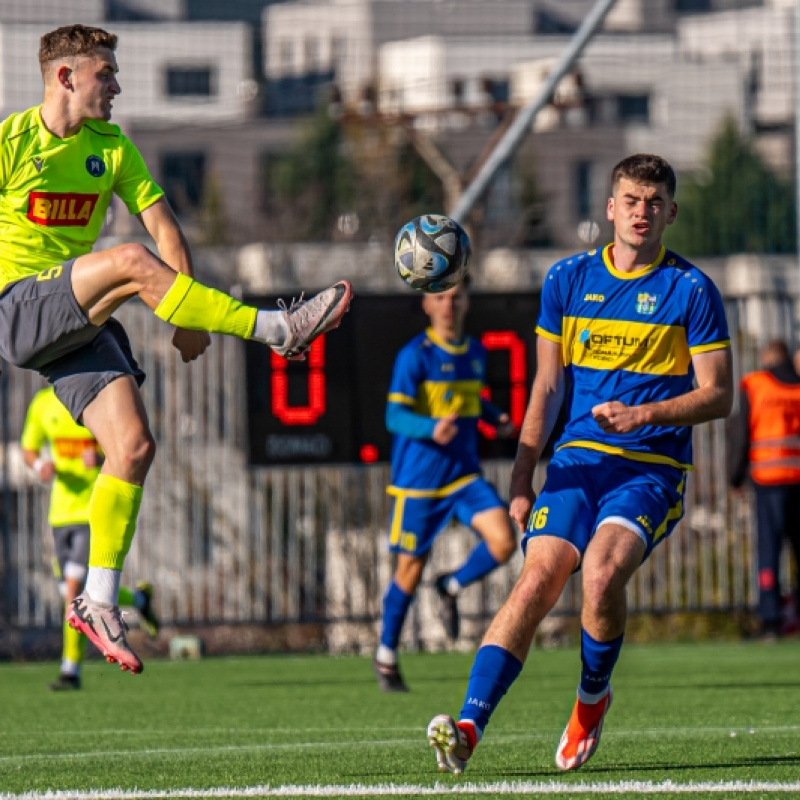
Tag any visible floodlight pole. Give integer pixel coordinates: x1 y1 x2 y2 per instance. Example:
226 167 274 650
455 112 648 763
448 0 620 224
795 0 800 336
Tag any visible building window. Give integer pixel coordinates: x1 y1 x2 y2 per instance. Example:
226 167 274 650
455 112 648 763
331 36 346 75
575 160 592 220
451 79 465 107
165 67 215 97
674 0 711 11
616 94 650 124
304 38 320 72
161 152 206 214
278 40 293 74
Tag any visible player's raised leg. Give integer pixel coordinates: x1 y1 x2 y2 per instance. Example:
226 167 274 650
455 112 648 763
70 244 352 363
66 376 153 674
428 535 575 773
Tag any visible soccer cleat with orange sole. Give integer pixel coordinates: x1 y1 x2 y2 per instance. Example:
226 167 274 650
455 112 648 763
555 688 613 771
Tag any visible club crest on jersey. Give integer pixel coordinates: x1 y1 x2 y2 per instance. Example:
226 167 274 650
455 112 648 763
32 157 44 173
86 155 106 177
635 293 659 315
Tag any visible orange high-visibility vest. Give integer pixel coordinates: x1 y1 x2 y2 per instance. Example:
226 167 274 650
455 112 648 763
742 370 800 485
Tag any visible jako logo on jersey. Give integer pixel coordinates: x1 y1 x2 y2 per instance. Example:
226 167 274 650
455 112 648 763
635 292 660 315
27 192 99 226
86 155 106 177
32 157 44 173
583 293 605 302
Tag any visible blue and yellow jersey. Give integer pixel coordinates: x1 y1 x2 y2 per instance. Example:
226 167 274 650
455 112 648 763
538 244 730 470
387 327 504 493
0 106 163 290
21 387 101 527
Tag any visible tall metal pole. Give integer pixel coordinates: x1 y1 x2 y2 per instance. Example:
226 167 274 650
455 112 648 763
448 0 620 224
795 0 800 330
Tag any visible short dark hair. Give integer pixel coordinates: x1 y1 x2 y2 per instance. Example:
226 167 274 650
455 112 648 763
39 24 117 69
611 154 676 198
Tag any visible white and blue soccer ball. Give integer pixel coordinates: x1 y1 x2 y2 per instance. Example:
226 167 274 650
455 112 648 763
393 214 472 293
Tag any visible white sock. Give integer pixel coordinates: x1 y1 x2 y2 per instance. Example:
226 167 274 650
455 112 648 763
84 567 121 606
60 659 80 677
577 685 610 705
251 310 288 346
376 644 397 665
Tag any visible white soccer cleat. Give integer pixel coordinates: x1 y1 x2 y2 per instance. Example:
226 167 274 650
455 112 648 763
272 280 353 361
427 714 475 775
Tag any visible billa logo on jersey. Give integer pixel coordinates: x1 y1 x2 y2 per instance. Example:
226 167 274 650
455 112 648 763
27 192 99 226
53 437 98 459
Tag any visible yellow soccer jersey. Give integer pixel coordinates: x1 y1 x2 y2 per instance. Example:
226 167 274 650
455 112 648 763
0 105 163 290
21 387 101 527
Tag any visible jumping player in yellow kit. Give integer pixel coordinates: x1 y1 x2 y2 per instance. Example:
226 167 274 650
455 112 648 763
22 387 160 690
0 24 352 674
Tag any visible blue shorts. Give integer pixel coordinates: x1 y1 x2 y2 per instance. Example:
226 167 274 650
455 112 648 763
387 476 505 556
522 447 686 563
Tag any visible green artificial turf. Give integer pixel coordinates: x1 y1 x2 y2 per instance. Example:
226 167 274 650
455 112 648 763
0 640 798 799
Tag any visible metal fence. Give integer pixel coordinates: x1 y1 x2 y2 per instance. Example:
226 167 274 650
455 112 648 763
0 291 795 654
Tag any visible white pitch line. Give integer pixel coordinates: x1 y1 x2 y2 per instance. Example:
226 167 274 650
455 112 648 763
4 781 800 799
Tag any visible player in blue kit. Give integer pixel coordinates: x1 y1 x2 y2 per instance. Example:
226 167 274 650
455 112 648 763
373 276 517 692
427 154 733 772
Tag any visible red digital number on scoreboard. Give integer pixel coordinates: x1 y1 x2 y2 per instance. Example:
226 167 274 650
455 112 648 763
477 331 527 439
269 336 327 425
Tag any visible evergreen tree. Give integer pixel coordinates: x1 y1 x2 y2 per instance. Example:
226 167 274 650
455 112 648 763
666 116 795 256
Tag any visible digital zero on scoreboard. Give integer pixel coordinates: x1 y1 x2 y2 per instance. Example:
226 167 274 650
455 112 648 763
244 292 541 465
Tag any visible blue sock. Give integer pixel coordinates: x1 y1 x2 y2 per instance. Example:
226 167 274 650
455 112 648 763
579 628 623 702
379 581 413 650
451 541 500 589
459 644 523 733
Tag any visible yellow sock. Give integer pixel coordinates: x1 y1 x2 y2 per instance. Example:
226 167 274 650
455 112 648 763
88 474 143 570
63 616 86 665
155 273 257 339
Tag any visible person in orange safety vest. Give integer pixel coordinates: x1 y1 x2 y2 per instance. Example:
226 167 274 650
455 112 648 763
729 339 800 639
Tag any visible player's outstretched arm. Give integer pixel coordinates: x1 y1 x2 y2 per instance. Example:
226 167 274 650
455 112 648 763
137 199 211 362
592 348 733 434
509 336 565 530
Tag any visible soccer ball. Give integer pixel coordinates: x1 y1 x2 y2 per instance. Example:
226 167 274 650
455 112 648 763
393 214 471 293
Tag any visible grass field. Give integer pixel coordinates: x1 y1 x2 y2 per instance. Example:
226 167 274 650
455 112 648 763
1 640 799 799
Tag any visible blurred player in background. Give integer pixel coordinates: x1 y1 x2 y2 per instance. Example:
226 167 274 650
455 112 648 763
373 276 517 692
427 154 733 772
22 386 159 691
728 339 800 639
0 23 352 675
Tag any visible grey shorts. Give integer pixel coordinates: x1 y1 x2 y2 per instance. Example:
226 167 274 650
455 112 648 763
52 523 90 580
0 260 145 420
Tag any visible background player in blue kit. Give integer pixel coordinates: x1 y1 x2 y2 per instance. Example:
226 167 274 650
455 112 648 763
427 154 733 772
373 276 517 692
